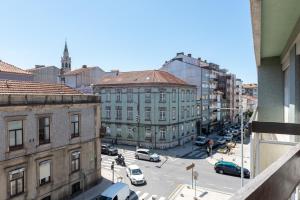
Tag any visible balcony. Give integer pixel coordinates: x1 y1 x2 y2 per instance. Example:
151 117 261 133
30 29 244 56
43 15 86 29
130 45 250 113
230 116 300 200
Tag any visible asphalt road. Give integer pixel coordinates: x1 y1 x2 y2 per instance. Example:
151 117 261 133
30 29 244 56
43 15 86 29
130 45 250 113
101 145 248 200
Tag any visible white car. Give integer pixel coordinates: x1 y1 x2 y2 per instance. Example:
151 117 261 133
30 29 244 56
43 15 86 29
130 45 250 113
126 165 146 185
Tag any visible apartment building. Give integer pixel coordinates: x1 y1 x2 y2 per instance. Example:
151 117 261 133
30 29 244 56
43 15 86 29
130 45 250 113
161 53 241 134
242 83 257 97
94 70 198 149
232 1 300 199
0 80 101 200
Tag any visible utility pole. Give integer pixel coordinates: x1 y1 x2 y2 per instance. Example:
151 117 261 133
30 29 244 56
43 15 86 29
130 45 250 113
240 105 244 187
137 87 140 147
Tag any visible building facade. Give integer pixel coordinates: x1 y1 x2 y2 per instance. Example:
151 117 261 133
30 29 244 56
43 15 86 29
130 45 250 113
94 70 198 149
0 80 101 200
27 65 60 84
0 60 33 81
242 83 257 97
64 65 106 94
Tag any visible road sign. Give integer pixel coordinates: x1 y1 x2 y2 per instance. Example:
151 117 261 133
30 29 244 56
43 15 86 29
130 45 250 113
186 163 195 171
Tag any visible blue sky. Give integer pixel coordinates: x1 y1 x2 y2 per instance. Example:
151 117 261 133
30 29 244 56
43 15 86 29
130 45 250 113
0 0 256 83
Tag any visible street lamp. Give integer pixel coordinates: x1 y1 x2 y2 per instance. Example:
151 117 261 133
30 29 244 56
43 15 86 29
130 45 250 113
212 105 244 188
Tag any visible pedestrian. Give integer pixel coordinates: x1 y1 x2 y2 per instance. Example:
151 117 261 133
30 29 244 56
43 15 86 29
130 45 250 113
206 146 210 157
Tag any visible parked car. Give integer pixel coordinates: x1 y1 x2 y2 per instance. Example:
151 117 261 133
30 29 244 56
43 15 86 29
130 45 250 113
194 136 209 146
101 144 118 156
218 131 226 136
217 146 229 154
96 182 130 200
232 130 240 136
126 165 146 185
216 137 226 145
135 149 160 162
224 134 233 141
214 161 250 178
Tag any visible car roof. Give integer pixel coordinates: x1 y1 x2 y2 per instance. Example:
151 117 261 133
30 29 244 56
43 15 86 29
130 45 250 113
128 165 140 170
101 182 128 197
136 148 149 152
216 161 237 167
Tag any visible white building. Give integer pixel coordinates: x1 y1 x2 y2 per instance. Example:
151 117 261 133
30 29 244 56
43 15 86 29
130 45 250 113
27 65 60 84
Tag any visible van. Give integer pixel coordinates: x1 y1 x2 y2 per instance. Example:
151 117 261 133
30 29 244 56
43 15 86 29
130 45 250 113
95 182 130 200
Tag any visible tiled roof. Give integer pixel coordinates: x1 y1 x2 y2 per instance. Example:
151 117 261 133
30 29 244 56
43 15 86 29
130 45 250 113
64 66 103 76
97 70 192 86
0 60 32 75
0 80 82 95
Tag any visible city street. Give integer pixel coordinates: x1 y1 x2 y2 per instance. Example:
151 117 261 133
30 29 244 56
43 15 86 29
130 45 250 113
101 144 249 200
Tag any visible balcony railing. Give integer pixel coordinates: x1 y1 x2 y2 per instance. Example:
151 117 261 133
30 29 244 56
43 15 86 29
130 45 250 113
230 118 300 200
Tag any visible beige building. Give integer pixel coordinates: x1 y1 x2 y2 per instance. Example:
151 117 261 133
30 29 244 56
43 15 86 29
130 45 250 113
0 80 101 200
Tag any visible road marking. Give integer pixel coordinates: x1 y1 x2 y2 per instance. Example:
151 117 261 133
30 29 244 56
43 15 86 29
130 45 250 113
139 192 149 199
158 197 166 200
223 186 234 190
135 191 141 195
207 183 215 186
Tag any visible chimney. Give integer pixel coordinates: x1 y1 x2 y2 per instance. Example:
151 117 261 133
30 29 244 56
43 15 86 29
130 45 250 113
176 52 184 56
187 53 192 57
82 65 87 68
111 69 119 76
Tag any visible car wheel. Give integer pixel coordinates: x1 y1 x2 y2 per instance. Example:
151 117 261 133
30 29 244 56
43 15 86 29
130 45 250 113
150 158 154 162
219 169 224 174
108 151 112 156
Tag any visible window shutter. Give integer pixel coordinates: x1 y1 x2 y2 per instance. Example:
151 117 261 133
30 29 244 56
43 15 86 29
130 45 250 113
40 161 50 182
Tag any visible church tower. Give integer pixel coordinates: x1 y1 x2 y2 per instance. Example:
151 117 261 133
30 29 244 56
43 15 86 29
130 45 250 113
61 41 71 73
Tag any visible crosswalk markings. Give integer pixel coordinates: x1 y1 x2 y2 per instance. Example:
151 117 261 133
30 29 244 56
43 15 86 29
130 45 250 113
139 192 149 199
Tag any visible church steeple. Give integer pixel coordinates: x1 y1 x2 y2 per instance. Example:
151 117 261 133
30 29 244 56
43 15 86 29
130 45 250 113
61 41 71 72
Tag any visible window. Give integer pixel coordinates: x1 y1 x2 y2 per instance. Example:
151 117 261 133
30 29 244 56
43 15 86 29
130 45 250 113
9 168 24 197
127 107 133 120
186 106 190 118
145 107 151 121
116 89 122 102
191 91 195 101
72 182 81 195
39 160 51 185
159 127 166 140
127 89 133 103
172 126 176 139
71 114 80 138
191 105 194 117
39 117 50 145
181 106 185 119
172 107 176 120
197 105 201 116
41 196 51 200
116 106 122 120
145 89 151 103
186 90 190 102
159 90 166 103
8 120 23 151
172 89 176 102
71 151 80 172
145 126 151 139
105 89 111 102
128 126 134 138
181 90 185 101
105 106 111 119
159 107 166 121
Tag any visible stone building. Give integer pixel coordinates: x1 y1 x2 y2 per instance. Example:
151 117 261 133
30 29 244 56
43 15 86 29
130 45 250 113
0 80 101 200
64 65 106 94
27 65 60 84
0 60 33 81
94 70 197 149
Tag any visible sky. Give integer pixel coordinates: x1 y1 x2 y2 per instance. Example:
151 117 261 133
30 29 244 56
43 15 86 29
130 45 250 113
0 0 257 83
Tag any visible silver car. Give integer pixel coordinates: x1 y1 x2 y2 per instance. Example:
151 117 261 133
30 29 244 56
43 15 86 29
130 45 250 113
135 148 160 162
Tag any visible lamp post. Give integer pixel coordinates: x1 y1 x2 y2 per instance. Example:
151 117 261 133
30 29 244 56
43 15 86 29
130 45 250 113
212 105 244 188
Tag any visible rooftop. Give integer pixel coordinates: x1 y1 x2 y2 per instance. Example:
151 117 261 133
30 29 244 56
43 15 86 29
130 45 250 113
64 65 104 76
0 60 32 75
96 70 194 87
242 83 257 88
0 79 82 95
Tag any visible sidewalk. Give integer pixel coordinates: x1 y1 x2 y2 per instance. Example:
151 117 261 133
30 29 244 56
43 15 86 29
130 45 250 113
72 169 121 200
168 184 232 200
206 143 250 170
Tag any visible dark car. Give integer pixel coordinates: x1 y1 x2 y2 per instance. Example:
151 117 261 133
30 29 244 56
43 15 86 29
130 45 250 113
101 144 118 156
214 161 250 178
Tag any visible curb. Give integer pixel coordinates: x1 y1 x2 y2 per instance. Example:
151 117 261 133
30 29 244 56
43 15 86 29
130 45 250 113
168 184 185 200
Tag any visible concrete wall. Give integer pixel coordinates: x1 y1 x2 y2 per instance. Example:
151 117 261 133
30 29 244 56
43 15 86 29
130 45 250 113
30 66 60 84
0 102 101 200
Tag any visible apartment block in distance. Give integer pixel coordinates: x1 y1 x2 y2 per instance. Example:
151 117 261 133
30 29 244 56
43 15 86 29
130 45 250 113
94 70 198 149
0 80 101 200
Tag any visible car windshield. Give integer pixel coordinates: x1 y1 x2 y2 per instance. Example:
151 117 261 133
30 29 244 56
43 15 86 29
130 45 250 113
131 169 142 175
99 196 112 200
